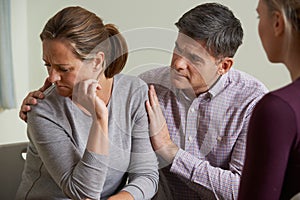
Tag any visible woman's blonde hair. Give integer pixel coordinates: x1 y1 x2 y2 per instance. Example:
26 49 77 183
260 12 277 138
264 0 300 32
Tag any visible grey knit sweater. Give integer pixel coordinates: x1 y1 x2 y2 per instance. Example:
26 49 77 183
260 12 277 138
15 74 158 200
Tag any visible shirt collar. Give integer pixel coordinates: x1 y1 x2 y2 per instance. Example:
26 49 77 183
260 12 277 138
174 71 230 102
208 72 229 98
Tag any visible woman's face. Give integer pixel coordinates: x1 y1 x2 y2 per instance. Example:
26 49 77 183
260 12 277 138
42 39 95 97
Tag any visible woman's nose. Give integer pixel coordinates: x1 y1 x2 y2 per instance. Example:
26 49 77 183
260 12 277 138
47 68 61 83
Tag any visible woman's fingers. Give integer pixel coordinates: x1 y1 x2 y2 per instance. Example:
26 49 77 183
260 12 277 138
73 79 107 119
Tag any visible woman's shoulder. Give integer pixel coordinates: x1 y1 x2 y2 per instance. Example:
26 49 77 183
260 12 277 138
114 73 148 92
254 81 300 120
110 74 149 108
267 79 300 110
42 85 65 104
138 66 171 87
30 85 67 115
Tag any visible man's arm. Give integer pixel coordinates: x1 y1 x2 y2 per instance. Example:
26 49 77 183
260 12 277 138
169 128 246 199
19 78 51 122
146 85 248 199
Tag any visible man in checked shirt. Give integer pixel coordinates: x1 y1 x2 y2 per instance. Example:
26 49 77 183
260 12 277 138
141 3 268 200
19 3 268 200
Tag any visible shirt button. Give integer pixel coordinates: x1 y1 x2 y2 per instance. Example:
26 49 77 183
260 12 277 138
188 136 192 142
190 108 195 112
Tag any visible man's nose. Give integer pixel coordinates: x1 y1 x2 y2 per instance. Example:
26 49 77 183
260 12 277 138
172 53 188 71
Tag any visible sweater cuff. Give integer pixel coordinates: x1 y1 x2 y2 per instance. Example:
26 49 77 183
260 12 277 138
122 186 143 200
83 149 109 167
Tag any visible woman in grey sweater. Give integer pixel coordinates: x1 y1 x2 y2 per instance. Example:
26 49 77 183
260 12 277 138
15 6 158 200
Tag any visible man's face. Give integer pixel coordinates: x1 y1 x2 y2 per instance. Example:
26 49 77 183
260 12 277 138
170 33 221 96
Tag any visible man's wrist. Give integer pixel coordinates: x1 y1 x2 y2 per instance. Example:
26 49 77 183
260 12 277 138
156 142 179 164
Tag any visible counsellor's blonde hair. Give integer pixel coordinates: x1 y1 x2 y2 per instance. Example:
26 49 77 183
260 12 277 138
40 6 128 78
263 0 300 32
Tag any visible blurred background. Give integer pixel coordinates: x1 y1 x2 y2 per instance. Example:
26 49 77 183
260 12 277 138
0 0 290 144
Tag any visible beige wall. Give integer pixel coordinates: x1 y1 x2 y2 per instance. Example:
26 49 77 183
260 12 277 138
0 0 29 144
0 0 290 144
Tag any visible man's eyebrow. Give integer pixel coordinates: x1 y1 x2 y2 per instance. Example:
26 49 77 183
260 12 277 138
174 41 205 63
190 52 205 63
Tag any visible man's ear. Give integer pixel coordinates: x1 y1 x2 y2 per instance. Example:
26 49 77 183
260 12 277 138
217 57 233 75
273 11 285 37
93 51 105 72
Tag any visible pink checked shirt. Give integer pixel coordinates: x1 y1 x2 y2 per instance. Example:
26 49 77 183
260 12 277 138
139 67 268 200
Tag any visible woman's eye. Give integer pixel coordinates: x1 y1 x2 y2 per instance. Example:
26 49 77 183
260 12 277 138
59 68 69 72
43 64 69 73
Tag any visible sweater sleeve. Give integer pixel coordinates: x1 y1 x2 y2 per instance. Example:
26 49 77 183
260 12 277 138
238 93 297 200
27 101 109 200
121 84 159 199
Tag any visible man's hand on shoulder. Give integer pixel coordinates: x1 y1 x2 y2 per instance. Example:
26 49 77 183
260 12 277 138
19 78 52 122
146 85 179 164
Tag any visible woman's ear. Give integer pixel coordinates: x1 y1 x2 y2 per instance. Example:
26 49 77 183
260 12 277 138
93 51 105 72
217 57 233 75
273 11 285 37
